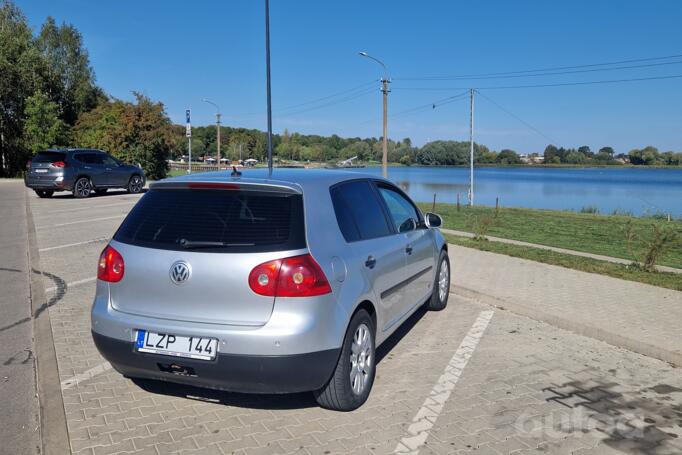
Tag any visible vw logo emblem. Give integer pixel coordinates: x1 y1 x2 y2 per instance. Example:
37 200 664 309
169 261 191 285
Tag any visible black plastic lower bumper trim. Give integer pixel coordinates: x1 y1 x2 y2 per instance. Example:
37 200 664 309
92 331 340 394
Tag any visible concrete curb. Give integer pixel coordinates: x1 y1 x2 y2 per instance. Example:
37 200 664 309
450 284 682 368
26 190 71 455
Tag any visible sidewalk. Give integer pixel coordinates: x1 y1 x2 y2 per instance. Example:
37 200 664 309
449 243 682 366
442 228 682 274
0 181 40 454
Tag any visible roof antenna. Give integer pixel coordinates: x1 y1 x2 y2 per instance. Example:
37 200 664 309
231 166 242 177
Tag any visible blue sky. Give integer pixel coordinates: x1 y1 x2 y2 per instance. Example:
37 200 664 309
18 0 682 154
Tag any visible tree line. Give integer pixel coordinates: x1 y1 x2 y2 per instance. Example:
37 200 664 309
2 0 680 180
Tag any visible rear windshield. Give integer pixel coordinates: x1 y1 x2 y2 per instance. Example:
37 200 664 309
113 188 305 253
33 151 66 163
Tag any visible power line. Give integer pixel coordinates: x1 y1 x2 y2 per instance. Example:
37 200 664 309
391 73 682 91
475 90 560 146
276 87 377 117
394 60 682 81
394 53 682 80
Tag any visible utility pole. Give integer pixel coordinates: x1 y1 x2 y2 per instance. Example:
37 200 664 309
216 112 221 168
185 109 192 174
359 52 390 178
265 0 273 177
381 78 390 178
469 88 475 206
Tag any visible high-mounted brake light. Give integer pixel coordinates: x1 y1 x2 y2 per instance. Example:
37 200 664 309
98 245 125 283
51 161 66 168
248 254 331 298
187 182 239 190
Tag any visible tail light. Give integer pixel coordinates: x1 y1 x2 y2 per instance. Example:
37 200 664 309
248 254 331 297
51 161 67 168
98 245 125 283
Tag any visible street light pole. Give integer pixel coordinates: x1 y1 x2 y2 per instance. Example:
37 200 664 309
469 89 475 206
265 0 273 177
359 52 390 178
203 99 221 169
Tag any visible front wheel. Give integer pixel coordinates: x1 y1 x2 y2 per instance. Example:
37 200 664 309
73 178 91 198
314 309 376 411
34 189 54 198
426 250 450 311
127 175 143 194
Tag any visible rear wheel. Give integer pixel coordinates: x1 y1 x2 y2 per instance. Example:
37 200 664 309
94 188 108 196
127 175 143 194
314 309 375 411
73 177 92 198
34 189 53 198
426 250 450 311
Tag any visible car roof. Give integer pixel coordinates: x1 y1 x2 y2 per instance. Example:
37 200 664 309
160 168 383 192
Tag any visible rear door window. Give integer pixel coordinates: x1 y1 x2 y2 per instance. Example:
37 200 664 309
114 188 305 253
331 180 392 241
376 185 421 233
33 151 66 163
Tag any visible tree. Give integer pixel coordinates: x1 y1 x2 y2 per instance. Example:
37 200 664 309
564 150 586 164
23 90 67 152
73 93 172 179
36 17 101 125
595 146 615 163
0 0 41 176
497 149 522 165
543 144 559 164
577 145 592 157
628 146 660 165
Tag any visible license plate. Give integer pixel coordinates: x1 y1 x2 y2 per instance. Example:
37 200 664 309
35 169 48 173
135 330 218 360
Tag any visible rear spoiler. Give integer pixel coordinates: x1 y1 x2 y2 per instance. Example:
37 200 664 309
150 180 302 195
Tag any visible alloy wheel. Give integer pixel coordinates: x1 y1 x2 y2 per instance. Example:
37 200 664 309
438 259 449 302
349 323 373 395
75 178 91 197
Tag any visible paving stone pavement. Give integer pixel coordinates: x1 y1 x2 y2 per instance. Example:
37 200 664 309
27 189 682 455
449 245 682 367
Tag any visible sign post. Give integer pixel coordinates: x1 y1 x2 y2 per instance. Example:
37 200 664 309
185 109 192 174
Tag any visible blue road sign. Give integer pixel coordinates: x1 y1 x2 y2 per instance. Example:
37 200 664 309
186 109 191 124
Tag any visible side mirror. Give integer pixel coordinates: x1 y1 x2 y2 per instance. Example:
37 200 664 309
424 212 443 228
399 218 417 233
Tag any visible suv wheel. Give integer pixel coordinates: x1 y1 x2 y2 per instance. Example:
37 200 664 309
73 177 92 198
314 309 375 411
426 250 450 311
34 190 54 198
127 175 143 194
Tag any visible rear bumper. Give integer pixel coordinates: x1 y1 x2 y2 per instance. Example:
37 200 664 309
24 175 69 191
92 331 339 393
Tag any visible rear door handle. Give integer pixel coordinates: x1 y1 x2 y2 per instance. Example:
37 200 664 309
365 256 376 269
405 245 413 255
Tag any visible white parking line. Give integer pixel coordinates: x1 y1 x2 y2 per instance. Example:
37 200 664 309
39 237 108 252
37 214 124 229
37 201 137 216
394 310 494 454
61 362 112 390
45 276 97 293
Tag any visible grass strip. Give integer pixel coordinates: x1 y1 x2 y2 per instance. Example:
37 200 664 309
445 234 682 292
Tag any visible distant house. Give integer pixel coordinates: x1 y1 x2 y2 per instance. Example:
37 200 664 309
519 153 544 164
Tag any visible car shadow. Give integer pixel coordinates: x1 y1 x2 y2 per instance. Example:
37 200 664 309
130 305 428 410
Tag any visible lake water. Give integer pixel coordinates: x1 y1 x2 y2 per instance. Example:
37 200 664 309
341 166 682 216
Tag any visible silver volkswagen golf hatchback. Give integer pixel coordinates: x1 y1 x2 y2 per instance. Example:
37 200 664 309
91 169 450 411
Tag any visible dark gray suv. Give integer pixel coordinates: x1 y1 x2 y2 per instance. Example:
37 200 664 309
25 149 145 198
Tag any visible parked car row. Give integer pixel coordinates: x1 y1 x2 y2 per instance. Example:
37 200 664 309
24 148 145 198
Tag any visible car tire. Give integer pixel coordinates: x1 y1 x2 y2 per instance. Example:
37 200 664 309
314 309 375 411
34 190 54 198
426 250 450 311
127 175 143 194
73 177 92 198
95 188 108 196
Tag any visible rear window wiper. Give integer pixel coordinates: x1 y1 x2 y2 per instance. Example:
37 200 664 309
179 239 255 249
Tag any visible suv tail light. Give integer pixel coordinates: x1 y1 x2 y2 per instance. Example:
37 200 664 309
98 245 125 283
248 254 331 297
51 161 67 168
